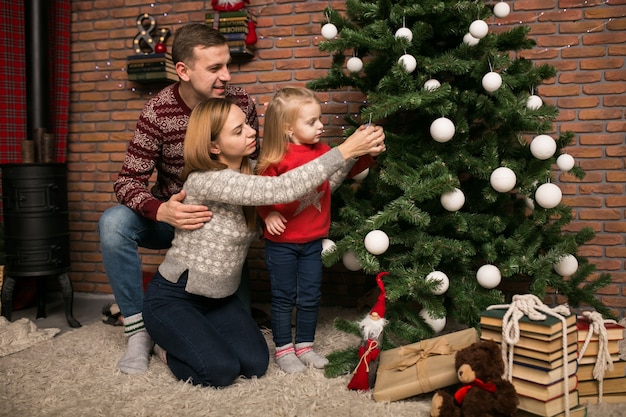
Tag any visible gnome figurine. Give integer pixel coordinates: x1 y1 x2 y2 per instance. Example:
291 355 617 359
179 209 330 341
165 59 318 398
347 271 388 391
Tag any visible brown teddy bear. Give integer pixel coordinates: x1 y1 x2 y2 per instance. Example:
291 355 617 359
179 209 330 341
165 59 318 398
430 340 519 417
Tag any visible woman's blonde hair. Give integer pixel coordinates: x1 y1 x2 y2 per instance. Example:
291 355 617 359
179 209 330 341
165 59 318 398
255 86 321 174
181 98 257 230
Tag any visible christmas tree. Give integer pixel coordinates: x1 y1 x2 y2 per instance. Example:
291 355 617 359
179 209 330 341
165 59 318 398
308 0 613 377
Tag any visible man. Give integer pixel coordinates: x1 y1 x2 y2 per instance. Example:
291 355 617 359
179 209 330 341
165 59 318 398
98 24 258 375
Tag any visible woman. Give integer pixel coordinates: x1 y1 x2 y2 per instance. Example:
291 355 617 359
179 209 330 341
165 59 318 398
142 98 385 387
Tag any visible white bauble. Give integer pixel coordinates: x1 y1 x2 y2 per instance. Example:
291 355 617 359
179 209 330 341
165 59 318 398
526 95 543 110
463 32 480 46
469 20 489 39
364 230 390 255
342 250 362 271
395 27 413 42
482 72 502 93
419 309 447 333
321 23 338 40
493 2 511 18
476 264 501 289
557 154 575 171
346 56 363 73
426 271 450 295
440 188 465 211
398 54 417 73
352 167 369 181
321 239 336 255
554 254 579 277
424 79 441 91
530 134 557 160
490 167 517 193
534 183 562 209
430 117 455 143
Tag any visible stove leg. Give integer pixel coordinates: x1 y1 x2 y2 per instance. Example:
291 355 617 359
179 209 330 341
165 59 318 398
36 276 47 319
0 275 16 321
58 273 81 328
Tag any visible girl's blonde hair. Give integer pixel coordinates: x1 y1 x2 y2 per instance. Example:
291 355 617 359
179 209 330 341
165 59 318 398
181 98 257 230
255 86 321 174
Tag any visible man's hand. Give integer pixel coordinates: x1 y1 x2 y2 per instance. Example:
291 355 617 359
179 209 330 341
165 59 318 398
264 211 287 236
156 190 212 230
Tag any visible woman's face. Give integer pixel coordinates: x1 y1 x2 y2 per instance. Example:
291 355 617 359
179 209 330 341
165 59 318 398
211 104 257 169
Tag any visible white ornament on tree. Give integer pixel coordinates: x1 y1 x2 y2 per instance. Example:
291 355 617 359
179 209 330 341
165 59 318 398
398 54 417 73
347 56 363 73
426 271 450 295
364 230 390 255
321 23 338 40
430 117 455 143
530 134 557 160
321 238 336 255
342 250 362 271
476 264 501 289
395 27 413 42
493 2 511 18
482 72 502 93
534 183 562 209
463 32 480 46
469 20 489 39
424 79 441 91
352 167 369 181
526 95 543 110
419 309 446 333
490 167 517 192
554 254 579 277
557 154 575 171
440 188 465 211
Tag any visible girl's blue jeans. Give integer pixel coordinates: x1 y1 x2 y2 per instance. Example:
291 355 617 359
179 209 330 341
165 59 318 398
264 239 323 347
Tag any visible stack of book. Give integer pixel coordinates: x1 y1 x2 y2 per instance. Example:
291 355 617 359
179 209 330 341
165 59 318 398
206 10 256 57
576 317 625 405
126 52 178 83
480 309 585 417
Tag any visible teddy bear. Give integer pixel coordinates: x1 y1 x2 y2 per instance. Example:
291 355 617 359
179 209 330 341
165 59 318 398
430 340 519 417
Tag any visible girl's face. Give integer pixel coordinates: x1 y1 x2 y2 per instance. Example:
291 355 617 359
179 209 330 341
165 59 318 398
210 104 257 170
286 102 324 146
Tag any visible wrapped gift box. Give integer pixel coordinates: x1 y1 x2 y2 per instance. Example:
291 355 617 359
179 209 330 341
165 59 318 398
373 327 479 402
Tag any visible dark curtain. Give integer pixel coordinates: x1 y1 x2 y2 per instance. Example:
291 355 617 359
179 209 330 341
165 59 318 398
0 0 71 164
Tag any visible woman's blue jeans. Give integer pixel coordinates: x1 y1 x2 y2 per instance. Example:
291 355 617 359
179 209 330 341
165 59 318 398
264 239 323 347
142 271 269 387
98 204 250 318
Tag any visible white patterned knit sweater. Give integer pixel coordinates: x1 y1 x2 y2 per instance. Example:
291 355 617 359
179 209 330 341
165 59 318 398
157 148 346 298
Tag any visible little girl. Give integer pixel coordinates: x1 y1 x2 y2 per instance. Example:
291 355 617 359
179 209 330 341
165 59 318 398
256 87 382 373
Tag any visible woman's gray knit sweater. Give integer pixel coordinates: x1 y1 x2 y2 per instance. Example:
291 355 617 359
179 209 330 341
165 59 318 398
157 147 347 298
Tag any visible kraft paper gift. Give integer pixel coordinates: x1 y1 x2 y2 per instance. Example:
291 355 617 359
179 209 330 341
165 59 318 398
373 327 479 402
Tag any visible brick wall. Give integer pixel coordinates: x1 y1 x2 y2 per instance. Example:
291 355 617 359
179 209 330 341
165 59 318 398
68 0 625 316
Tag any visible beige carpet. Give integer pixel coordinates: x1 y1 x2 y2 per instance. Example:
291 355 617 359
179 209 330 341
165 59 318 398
0 308 624 417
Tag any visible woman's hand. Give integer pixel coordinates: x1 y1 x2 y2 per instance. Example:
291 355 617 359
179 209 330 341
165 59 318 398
337 125 386 160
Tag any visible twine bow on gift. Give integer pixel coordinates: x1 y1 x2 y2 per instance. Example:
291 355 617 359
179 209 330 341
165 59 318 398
578 310 616 403
392 338 452 371
488 294 572 417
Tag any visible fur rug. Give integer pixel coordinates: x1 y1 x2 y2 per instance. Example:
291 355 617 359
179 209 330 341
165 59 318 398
0 307 624 417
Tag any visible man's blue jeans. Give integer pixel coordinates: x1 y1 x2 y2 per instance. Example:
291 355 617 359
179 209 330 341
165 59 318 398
143 271 269 387
264 239 323 347
98 204 251 317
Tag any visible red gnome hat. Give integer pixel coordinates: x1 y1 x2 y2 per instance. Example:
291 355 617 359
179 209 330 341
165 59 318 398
370 271 388 320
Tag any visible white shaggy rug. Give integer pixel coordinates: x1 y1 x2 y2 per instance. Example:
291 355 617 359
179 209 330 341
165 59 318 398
0 307 624 417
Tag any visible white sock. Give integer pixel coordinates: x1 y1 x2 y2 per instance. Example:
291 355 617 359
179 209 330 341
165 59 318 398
117 313 154 374
275 343 306 374
295 342 328 369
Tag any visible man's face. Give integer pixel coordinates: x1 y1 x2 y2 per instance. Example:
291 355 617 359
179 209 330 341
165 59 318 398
182 44 232 99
